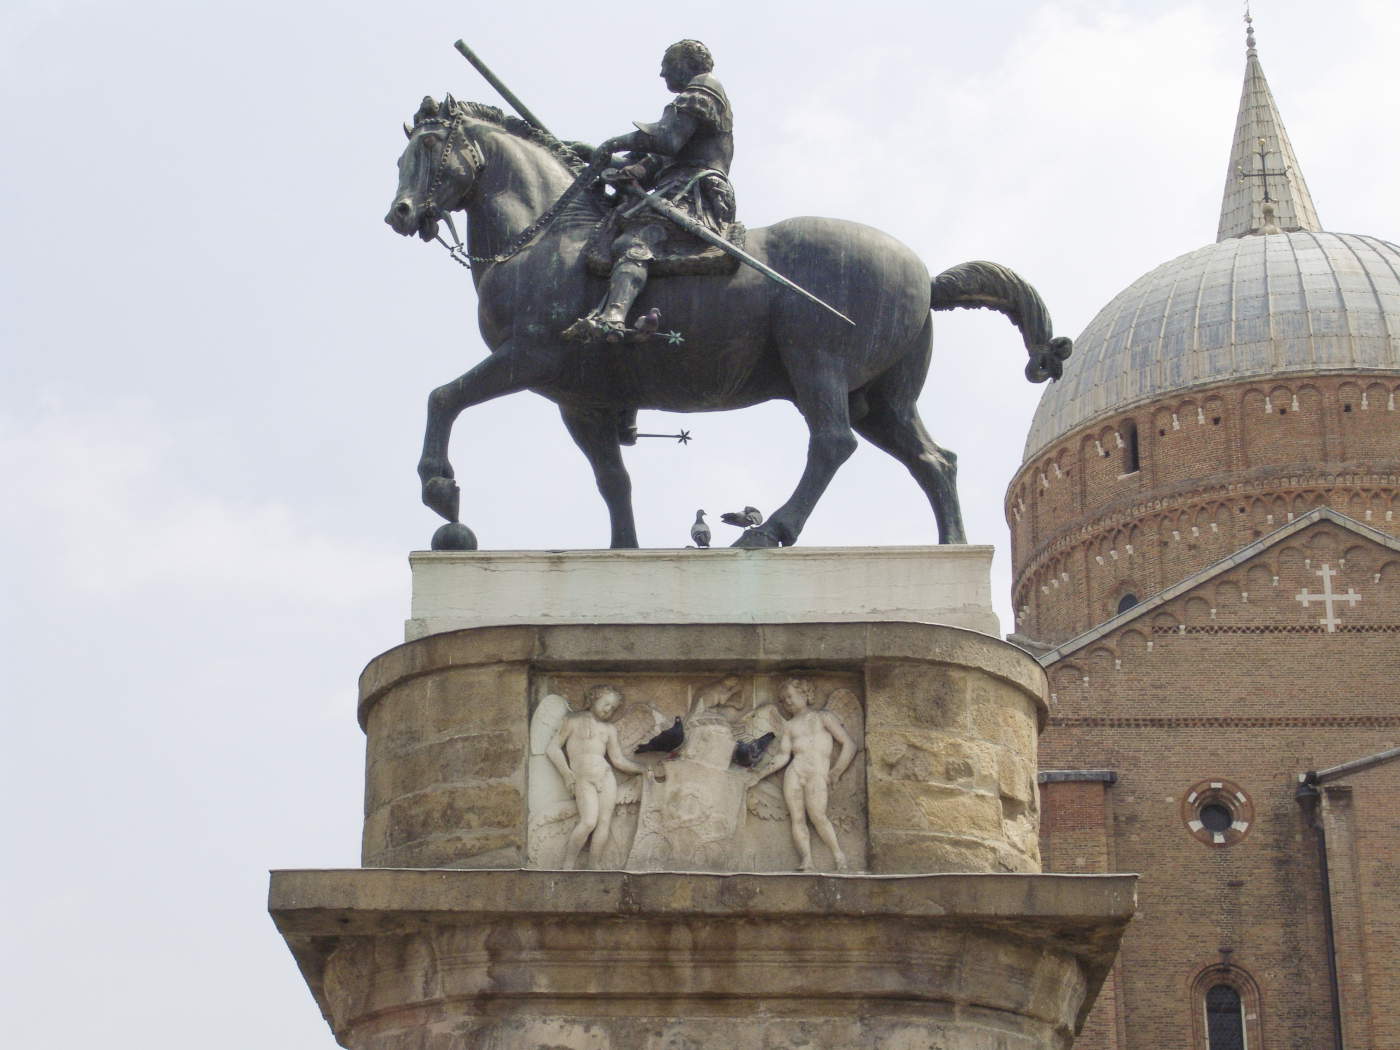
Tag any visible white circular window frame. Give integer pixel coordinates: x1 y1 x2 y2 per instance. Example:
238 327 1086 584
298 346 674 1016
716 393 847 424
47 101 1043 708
1181 779 1254 846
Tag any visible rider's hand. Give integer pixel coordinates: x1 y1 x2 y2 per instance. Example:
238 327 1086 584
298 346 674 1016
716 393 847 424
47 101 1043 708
602 163 646 183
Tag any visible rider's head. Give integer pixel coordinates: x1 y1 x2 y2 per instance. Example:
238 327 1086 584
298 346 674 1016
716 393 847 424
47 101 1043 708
661 40 713 91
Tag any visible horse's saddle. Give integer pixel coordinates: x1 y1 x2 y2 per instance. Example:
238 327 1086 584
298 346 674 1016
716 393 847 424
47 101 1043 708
584 210 747 278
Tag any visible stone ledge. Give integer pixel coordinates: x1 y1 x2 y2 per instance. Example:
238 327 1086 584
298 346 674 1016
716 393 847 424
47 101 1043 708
358 621 1047 730
1039 769 1118 784
269 868 1136 1045
270 867 1136 926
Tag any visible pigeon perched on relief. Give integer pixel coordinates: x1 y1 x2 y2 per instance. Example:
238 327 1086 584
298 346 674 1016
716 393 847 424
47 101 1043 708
635 717 685 755
690 510 710 548
720 506 764 529
731 732 776 768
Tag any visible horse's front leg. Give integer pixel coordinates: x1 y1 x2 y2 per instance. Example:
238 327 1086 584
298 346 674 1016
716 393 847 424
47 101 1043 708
735 361 857 548
559 406 638 548
418 341 555 523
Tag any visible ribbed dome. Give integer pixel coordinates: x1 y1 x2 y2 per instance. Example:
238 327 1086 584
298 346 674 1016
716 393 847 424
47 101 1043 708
1023 230 1400 460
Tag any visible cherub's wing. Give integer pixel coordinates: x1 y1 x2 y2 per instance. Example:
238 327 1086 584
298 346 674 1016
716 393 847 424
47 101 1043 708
824 687 864 756
613 702 668 755
530 694 573 754
527 695 577 861
747 776 788 821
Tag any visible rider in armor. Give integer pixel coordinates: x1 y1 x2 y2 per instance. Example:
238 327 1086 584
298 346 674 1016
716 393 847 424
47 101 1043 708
564 39 735 343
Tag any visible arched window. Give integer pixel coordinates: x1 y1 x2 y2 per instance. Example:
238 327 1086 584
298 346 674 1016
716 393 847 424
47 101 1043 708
1205 985 1245 1050
1190 963 1262 1050
1117 593 1138 615
1122 420 1140 474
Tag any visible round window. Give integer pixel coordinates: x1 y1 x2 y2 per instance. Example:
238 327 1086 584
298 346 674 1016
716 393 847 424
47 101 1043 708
1181 779 1254 847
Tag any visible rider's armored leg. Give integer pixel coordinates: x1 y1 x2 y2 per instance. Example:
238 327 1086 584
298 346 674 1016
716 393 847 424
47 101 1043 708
595 245 652 331
563 223 667 342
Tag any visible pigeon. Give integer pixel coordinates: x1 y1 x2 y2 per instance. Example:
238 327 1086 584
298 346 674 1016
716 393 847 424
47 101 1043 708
731 732 776 768
633 307 662 336
690 510 710 548
635 717 685 755
720 506 764 529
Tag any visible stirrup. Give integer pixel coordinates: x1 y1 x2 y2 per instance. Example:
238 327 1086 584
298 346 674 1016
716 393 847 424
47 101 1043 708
563 314 630 343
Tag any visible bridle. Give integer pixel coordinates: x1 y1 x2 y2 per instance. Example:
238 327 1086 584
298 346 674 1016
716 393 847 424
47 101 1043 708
409 107 610 270
411 111 486 267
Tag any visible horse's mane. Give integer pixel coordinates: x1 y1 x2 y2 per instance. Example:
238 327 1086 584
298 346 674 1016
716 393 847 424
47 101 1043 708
441 98 588 175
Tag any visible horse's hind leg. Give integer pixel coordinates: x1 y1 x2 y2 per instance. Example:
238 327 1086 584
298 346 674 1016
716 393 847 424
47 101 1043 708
853 326 966 543
559 406 638 548
854 403 965 543
735 359 858 548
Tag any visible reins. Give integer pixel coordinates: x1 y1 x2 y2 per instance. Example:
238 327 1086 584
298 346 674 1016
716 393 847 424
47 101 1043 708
423 112 611 269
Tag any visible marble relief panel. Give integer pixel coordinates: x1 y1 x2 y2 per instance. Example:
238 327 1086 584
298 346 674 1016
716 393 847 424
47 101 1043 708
527 672 866 874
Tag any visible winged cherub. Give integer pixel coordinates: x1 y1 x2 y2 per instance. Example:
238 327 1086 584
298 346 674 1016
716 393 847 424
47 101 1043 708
758 677 857 871
545 684 651 870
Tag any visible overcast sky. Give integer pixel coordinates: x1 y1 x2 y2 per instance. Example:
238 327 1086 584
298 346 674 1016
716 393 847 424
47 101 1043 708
3 1 1398 1045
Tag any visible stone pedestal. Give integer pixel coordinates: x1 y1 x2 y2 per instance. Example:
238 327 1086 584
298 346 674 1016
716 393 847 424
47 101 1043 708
270 869 1135 1050
272 546 1133 1048
406 545 1000 639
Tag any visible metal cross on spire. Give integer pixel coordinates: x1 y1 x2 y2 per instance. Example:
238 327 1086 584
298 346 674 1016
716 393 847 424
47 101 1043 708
1238 137 1290 204
1216 6 1322 240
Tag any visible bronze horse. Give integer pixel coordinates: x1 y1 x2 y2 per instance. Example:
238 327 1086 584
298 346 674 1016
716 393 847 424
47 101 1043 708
385 97 1069 548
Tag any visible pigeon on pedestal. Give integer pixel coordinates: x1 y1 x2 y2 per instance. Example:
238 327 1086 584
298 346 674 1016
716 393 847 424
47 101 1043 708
690 510 710 548
720 506 764 529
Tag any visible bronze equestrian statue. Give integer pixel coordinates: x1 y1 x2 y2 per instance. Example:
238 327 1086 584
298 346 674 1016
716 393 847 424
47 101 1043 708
384 41 1070 550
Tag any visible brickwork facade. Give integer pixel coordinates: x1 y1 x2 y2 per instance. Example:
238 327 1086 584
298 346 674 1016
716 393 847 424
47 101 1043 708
1034 517 1400 1049
1310 757 1400 1049
1008 374 1400 646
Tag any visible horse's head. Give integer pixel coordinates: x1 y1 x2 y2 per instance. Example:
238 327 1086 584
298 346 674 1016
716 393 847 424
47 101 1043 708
385 94 483 241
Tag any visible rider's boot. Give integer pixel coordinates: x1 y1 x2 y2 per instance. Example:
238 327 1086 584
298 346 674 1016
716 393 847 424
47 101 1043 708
563 248 657 342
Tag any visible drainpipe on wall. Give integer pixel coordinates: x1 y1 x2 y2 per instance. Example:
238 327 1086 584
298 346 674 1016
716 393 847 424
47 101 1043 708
1295 772 1345 1050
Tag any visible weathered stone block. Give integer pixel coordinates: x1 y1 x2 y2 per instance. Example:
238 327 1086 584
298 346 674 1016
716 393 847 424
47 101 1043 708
869 781 1004 837
366 664 528 752
869 830 1001 873
365 729 523 810
365 828 522 869
864 661 971 729
969 680 1039 754
867 727 1000 792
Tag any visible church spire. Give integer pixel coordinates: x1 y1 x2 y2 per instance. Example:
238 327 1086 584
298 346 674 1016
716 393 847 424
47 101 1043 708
1216 13 1322 241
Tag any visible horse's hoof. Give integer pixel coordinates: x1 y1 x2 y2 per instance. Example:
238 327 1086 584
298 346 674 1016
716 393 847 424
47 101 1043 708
431 522 478 551
423 476 461 521
731 528 781 549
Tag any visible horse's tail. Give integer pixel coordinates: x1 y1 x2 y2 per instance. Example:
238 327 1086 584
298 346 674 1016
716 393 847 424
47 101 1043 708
929 260 1072 383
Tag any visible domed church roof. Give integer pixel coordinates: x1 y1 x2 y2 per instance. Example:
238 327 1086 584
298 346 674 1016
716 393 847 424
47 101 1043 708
1023 19 1400 461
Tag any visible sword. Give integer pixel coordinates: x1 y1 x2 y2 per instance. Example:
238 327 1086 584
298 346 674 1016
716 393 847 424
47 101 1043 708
617 182 856 326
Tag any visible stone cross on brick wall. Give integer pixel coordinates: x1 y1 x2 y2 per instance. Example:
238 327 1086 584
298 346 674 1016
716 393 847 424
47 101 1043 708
1295 563 1362 632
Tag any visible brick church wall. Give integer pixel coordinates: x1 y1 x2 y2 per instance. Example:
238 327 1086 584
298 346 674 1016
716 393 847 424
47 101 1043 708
1009 375 1400 646
1037 519 1400 1049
